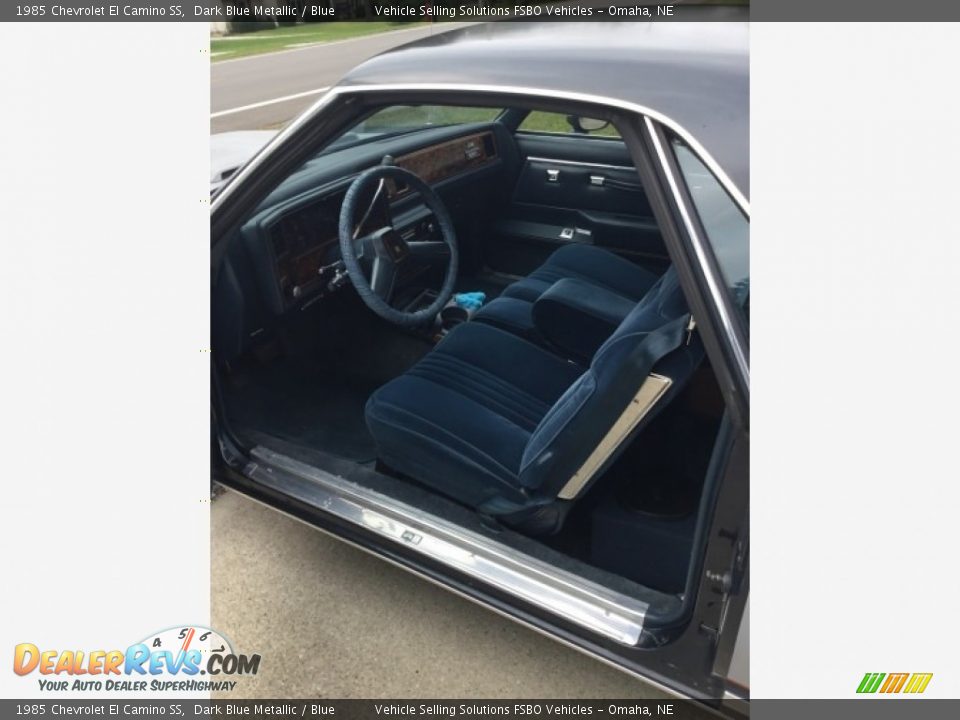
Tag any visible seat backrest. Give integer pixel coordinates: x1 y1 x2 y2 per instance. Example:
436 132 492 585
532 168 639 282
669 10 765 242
517 267 703 498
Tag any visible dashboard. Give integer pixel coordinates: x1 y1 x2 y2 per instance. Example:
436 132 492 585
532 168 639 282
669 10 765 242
387 131 498 198
258 130 500 311
269 188 388 304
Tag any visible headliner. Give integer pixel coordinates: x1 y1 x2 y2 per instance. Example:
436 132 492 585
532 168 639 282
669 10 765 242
337 18 749 200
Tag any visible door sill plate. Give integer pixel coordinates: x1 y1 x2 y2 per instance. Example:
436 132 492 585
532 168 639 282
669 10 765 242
245 445 648 645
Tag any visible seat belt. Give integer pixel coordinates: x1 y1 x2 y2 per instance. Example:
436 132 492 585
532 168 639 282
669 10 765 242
557 313 693 501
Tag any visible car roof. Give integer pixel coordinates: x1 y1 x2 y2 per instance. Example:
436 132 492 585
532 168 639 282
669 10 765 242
337 16 749 200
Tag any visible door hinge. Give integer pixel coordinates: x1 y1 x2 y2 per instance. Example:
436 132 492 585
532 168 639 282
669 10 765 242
705 569 734 595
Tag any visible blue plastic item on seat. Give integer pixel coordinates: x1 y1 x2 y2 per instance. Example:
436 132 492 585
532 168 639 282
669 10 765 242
454 291 486 311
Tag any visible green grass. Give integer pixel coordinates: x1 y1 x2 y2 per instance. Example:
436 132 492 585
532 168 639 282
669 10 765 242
211 22 426 62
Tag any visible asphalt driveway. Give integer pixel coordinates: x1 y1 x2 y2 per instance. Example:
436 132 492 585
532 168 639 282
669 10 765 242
211 489 669 698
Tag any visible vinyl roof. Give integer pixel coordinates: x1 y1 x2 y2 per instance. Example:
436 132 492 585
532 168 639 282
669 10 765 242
338 16 749 199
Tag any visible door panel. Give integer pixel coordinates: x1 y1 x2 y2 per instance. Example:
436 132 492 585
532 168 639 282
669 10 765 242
515 157 652 217
486 132 668 277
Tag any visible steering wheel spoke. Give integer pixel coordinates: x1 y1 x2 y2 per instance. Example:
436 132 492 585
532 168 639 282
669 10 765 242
353 232 377 262
369 257 397 302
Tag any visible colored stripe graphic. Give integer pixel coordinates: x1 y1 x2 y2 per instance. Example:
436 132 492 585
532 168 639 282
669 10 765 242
903 673 933 694
880 673 909 693
857 673 884 693
857 673 885 693
857 672 933 694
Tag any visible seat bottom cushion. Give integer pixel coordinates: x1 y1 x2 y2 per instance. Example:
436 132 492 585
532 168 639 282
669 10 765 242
472 296 537 339
365 322 585 511
474 245 660 348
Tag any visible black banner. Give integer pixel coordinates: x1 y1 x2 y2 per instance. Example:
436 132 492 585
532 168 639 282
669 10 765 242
8 699 960 719
5 0 960 23
4 1 721 23
7 0 960 24
2 700 725 720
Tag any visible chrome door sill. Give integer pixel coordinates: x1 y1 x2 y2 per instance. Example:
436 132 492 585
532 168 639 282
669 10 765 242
246 446 648 646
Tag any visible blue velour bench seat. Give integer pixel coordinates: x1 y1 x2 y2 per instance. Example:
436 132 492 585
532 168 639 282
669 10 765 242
365 258 702 534
473 243 661 343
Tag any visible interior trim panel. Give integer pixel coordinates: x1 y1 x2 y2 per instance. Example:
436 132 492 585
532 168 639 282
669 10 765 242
392 131 498 197
525 156 636 172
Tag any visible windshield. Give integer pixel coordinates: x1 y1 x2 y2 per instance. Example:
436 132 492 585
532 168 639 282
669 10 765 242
327 105 503 152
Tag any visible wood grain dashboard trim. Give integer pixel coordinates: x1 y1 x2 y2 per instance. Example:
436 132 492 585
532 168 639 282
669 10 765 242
390 131 497 197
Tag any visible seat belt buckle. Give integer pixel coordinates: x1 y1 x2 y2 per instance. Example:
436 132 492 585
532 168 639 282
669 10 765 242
685 316 697 346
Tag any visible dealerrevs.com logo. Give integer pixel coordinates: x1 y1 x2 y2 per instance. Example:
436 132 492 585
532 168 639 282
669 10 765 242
856 672 933 694
13 626 260 693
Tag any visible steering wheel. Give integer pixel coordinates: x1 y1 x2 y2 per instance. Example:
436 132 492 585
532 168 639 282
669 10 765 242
338 165 458 327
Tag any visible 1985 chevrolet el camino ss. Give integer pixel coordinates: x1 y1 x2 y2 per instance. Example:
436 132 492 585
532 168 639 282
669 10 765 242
211 18 749 709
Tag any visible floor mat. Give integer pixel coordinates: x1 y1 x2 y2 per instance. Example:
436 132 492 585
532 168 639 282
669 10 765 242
222 275 509 464
223 359 379 463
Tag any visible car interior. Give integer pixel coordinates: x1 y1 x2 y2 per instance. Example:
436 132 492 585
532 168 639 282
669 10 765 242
213 104 734 602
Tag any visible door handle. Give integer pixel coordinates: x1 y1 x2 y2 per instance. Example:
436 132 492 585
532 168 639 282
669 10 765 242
559 227 592 242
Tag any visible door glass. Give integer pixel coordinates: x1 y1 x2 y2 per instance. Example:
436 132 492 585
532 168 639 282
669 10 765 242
671 138 749 314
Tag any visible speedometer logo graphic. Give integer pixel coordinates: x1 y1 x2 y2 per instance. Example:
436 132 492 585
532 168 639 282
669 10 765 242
139 625 234 673
135 625 260 677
